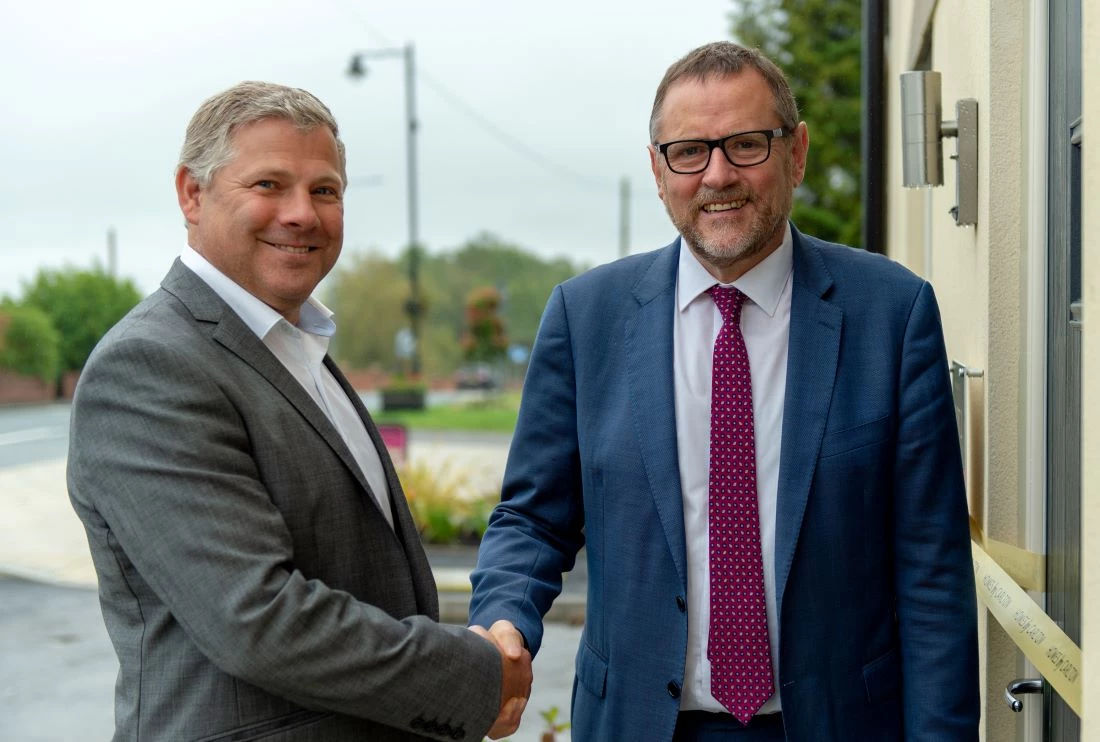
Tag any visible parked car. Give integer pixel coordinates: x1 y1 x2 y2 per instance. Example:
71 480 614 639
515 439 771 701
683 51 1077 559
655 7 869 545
454 364 498 390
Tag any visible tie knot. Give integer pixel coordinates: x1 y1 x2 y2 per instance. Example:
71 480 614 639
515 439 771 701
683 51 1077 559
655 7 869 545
708 285 745 323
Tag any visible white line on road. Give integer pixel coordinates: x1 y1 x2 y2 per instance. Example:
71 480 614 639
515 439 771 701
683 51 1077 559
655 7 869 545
0 427 64 446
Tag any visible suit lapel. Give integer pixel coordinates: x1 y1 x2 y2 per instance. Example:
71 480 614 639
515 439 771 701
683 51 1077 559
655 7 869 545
326 358 436 616
774 231 842 616
161 261 388 524
626 241 688 587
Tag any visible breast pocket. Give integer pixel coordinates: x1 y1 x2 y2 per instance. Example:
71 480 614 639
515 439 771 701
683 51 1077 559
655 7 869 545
819 415 891 459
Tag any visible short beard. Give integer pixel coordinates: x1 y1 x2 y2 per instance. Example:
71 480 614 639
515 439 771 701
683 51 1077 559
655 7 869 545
662 157 794 276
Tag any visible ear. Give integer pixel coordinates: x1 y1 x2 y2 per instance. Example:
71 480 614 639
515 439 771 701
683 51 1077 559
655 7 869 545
789 122 809 187
648 145 665 201
176 167 203 226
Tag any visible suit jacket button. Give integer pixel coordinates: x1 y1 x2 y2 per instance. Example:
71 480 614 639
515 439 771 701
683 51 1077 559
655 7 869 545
451 726 466 740
676 595 687 612
410 715 425 730
667 680 681 698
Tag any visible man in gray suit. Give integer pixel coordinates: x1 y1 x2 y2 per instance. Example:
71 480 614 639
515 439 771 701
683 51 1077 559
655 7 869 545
67 81 531 741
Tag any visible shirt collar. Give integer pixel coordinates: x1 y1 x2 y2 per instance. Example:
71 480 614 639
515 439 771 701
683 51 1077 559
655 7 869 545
180 245 336 339
676 222 794 317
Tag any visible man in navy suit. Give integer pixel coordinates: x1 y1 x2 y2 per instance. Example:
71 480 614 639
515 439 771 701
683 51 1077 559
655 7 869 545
469 42 979 741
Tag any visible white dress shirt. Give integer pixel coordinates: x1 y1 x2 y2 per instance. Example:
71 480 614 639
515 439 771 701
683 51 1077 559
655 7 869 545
674 225 793 713
180 246 394 528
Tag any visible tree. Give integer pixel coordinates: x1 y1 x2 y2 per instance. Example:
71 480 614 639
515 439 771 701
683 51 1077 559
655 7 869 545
730 0 863 246
0 303 61 381
18 266 142 374
326 251 412 372
461 286 508 363
325 234 581 379
423 232 580 349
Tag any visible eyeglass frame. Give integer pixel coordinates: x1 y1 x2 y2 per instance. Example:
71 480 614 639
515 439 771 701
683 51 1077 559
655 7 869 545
654 127 791 174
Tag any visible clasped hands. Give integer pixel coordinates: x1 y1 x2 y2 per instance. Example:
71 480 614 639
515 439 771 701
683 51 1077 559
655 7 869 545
468 620 532 739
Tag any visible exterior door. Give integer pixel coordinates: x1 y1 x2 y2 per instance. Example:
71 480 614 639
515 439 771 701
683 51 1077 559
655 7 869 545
1045 0 1082 739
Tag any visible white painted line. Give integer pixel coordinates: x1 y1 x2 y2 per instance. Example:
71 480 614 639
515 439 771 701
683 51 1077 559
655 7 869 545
0 427 64 447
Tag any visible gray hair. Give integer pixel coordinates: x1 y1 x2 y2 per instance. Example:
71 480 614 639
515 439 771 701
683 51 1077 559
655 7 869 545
649 41 799 143
177 81 347 187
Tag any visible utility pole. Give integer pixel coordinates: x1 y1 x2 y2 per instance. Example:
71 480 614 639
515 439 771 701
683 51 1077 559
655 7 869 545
348 42 423 376
107 226 117 277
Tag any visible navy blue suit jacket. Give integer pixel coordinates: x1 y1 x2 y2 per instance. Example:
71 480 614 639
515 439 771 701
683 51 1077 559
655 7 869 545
470 227 979 741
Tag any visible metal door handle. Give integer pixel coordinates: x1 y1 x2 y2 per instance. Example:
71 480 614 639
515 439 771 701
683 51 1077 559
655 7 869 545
1004 678 1042 712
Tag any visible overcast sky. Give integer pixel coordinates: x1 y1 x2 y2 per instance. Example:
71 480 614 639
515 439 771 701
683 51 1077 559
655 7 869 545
1 0 734 300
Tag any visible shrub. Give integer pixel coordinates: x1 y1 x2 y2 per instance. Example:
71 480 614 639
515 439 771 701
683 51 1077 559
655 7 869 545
0 304 61 381
397 458 498 545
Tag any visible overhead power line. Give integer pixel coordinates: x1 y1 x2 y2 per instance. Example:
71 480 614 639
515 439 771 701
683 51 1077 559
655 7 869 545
333 0 612 191
416 71 609 191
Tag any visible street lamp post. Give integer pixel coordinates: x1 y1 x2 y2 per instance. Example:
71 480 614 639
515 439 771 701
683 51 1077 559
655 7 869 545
347 42 423 377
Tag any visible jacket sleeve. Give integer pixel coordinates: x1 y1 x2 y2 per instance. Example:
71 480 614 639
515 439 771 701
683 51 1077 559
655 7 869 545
892 281 980 741
469 285 587 655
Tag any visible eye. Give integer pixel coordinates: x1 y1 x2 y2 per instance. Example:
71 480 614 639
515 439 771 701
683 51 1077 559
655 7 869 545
314 185 341 197
254 180 276 189
729 135 767 152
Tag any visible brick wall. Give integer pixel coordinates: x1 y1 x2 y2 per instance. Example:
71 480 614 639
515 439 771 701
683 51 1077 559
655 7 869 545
0 370 56 405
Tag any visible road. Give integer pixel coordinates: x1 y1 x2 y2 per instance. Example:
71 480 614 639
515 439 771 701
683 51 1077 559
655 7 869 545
0 402 70 468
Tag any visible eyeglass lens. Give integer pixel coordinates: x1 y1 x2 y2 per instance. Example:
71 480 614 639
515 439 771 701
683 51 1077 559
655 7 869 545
665 132 772 173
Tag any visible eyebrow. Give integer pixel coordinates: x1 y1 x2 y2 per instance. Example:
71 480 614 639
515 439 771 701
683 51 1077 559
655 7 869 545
244 167 343 187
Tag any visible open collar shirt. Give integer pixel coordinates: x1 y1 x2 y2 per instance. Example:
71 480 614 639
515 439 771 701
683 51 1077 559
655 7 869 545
180 246 394 528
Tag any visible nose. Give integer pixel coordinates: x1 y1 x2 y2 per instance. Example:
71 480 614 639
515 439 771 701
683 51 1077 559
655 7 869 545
279 188 321 230
700 145 742 190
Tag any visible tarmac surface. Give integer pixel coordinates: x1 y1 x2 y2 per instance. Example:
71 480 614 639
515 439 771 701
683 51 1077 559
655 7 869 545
0 402 584 742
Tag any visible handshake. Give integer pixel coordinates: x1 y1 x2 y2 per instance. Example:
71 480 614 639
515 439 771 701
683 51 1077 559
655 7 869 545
468 620 534 740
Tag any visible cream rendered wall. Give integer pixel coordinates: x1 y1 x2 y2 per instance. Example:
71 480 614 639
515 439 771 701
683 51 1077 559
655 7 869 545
885 0 927 276
1080 0 1098 735
886 2 1033 740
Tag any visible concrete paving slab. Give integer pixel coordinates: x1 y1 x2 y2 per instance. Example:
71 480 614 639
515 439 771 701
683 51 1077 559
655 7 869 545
0 458 96 587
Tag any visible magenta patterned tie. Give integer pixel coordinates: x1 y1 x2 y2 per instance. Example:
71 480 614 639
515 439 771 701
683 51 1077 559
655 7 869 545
706 285 773 724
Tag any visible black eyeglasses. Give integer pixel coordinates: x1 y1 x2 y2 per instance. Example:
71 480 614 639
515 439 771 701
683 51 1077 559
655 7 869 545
655 127 790 174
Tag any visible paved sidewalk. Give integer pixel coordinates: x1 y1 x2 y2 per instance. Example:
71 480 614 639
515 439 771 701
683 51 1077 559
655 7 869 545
0 432 583 741
0 458 95 587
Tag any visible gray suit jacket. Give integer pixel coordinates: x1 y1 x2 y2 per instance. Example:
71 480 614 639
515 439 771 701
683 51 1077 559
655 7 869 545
68 260 499 742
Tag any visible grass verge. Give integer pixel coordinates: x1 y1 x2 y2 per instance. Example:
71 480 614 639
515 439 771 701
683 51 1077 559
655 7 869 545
372 391 520 433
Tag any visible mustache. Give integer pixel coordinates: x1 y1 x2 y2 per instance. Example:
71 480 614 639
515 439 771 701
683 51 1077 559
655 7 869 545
692 189 751 208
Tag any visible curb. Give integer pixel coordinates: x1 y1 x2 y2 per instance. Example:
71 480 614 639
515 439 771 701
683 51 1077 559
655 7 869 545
433 564 587 626
438 590 586 626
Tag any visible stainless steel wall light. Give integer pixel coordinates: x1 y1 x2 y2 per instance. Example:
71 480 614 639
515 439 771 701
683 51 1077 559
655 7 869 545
900 70 978 226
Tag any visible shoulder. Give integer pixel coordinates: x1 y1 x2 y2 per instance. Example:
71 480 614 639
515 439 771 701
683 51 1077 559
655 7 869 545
81 287 211 389
558 240 678 299
794 230 930 313
799 232 922 285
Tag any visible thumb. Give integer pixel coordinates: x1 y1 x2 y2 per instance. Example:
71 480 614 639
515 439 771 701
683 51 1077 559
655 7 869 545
491 620 525 660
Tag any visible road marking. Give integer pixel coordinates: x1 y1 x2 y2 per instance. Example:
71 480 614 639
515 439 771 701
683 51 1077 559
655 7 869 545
0 427 64 447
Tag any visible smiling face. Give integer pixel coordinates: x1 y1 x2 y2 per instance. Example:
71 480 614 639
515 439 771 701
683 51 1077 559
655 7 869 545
649 70 808 283
176 117 344 324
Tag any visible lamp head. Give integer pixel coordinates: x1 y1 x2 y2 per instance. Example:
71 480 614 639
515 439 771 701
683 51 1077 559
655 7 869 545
347 54 368 80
